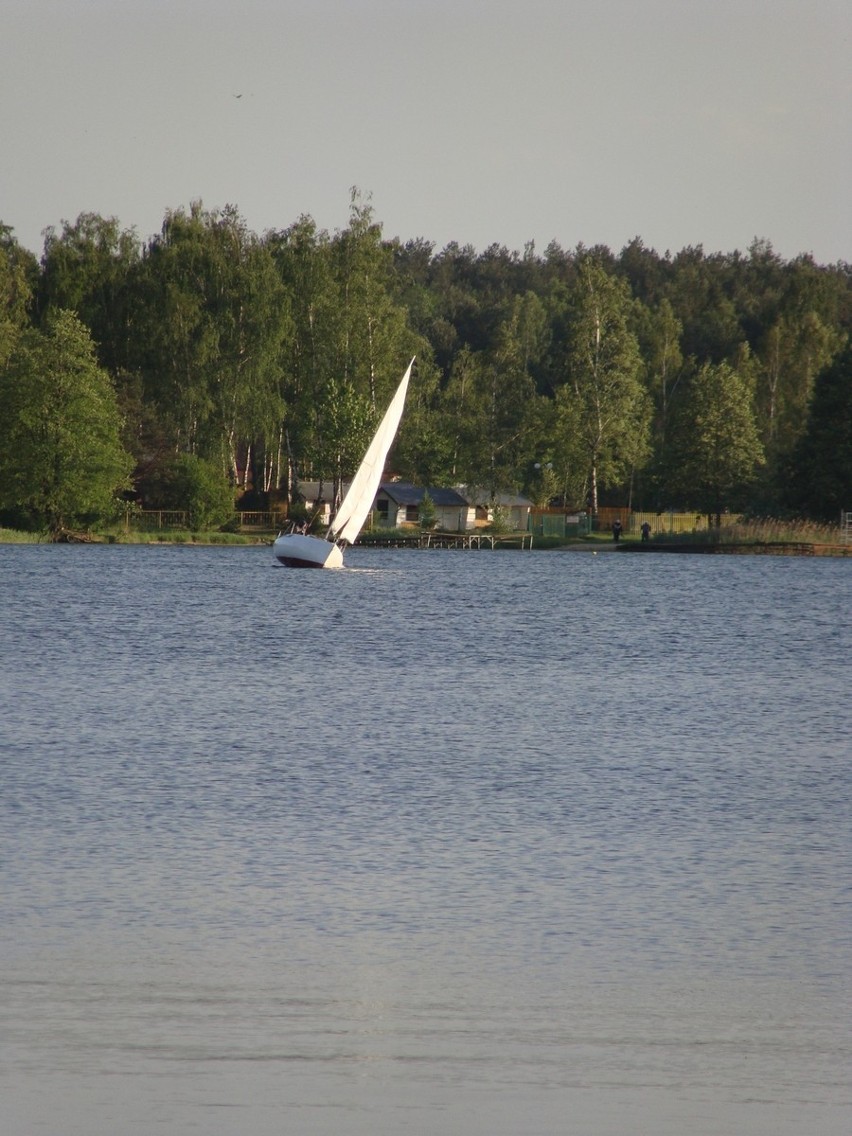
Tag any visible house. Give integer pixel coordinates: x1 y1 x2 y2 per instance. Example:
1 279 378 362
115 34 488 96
288 481 334 526
459 487 534 531
373 483 473 532
282 480 532 534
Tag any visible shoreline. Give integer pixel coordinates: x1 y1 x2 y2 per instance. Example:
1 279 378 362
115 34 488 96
618 540 851 557
2 530 849 557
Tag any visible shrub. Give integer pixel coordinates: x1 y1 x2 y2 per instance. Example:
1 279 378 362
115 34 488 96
140 454 236 530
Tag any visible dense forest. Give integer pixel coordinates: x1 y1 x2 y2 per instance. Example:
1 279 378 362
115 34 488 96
1 192 851 534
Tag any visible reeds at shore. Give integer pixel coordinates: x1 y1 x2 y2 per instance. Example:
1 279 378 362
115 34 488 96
713 517 844 545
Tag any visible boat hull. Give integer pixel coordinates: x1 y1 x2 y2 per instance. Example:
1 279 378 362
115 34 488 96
272 532 344 569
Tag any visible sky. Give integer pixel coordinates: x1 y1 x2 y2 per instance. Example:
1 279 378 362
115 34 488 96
2 0 850 263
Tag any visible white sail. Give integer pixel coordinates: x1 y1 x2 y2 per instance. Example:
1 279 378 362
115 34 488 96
328 358 414 545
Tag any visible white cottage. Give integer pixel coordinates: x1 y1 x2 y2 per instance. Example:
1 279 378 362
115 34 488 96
458 487 534 531
373 483 473 532
289 481 334 526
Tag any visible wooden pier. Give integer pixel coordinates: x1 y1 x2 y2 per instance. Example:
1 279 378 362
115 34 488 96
359 531 534 551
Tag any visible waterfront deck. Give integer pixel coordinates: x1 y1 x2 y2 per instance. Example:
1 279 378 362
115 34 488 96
360 530 534 551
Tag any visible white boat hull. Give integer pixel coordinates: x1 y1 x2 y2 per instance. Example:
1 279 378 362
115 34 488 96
273 532 344 569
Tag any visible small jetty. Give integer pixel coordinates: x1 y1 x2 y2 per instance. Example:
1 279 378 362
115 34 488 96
52 528 98 543
358 530 534 551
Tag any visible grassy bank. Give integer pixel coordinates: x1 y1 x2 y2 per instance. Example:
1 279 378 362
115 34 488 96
706 518 842 545
3 518 847 553
0 527 271 546
622 517 850 555
0 528 45 543
111 529 269 545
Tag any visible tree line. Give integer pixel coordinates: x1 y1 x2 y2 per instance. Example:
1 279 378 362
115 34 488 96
1 191 850 535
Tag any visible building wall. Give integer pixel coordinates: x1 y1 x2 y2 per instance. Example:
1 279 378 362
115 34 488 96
435 506 473 532
373 493 474 532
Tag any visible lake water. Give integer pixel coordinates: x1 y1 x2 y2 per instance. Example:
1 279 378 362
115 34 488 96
1 544 849 1136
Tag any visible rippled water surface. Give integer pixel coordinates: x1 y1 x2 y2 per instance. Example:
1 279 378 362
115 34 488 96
1 544 850 1135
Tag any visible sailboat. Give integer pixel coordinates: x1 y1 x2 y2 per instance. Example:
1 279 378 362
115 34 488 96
273 358 414 569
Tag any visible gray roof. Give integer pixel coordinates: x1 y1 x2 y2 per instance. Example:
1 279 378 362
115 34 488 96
458 486 534 508
293 480 531 510
377 482 469 507
292 480 333 503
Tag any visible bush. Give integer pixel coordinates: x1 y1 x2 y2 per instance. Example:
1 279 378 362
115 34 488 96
140 454 236 530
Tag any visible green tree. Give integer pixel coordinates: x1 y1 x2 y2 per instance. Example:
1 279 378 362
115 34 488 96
269 195 419 506
785 345 852 520
757 310 843 461
556 260 650 511
0 309 133 534
544 392 596 510
314 371 375 498
418 490 437 530
666 246 746 363
617 236 670 307
437 347 491 485
203 209 291 491
134 204 223 453
139 452 236 530
332 189 412 408
634 297 684 451
668 362 765 525
482 296 545 494
0 228 35 371
434 325 541 496
135 202 290 480
393 356 451 485
38 213 141 374
321 191 420 504
266 215 338 496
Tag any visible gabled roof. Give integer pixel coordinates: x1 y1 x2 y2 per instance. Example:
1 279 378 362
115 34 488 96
377 482 470 507
458 486 534 508
292 480 334 504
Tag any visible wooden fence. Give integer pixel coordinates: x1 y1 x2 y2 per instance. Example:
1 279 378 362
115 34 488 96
130 508 748 539
626 511 744 535
528 508 744 537
130 510 278 531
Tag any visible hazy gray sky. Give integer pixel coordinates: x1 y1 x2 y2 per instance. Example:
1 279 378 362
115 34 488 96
2 0 850 261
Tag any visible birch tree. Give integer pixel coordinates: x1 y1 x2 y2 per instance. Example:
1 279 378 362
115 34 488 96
557 261 650 512
668 362 765 526
137 203 289 482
